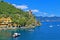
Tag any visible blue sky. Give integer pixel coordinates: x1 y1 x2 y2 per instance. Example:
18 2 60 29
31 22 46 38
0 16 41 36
4 0 60 17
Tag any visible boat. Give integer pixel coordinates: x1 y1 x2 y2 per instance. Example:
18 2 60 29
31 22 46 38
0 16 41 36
49 25 53 28
28 29 34 32
12 33 21 38
57 25 60 26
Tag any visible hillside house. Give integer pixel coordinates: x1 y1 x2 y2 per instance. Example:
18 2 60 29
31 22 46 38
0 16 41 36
0 17 12 27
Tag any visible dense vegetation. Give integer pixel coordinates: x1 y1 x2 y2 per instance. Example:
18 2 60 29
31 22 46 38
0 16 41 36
0 1 40 27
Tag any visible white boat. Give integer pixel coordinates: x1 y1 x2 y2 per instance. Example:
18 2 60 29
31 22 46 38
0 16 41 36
57 25 60 26
49 25 53 28
13 33 21 38
28 29 34 32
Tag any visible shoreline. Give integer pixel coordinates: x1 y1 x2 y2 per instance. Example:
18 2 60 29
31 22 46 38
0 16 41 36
0 26 36 30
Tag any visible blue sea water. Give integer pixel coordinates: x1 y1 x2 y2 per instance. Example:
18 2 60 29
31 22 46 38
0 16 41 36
0 22 60 40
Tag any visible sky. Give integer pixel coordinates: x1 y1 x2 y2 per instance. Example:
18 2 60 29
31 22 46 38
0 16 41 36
4 0 60 17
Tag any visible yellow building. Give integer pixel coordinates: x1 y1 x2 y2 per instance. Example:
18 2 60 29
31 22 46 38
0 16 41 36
0 17 12 24
0 17 12 27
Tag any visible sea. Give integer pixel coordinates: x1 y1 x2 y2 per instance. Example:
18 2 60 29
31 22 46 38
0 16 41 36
0 22 60 40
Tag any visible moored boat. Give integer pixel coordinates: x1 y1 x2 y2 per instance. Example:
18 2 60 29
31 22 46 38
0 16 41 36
13 33 21 38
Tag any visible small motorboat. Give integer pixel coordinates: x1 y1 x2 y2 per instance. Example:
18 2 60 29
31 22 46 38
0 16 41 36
49 25 53 28
57 25 60 26
13 33 21 38
28 29 34 32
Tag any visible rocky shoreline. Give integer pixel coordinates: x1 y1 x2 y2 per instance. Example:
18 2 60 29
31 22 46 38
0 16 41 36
0 26 36 30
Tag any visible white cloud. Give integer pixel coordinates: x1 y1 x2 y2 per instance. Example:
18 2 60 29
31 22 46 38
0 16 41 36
31 9 39 13
26 9 39 13
43 12 48 15
12 4 28 9
12 4 16 6
37 12 56 17
12 4 56 17
35 12 48 17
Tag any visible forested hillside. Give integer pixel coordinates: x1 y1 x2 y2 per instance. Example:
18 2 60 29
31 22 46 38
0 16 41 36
0 1 40 27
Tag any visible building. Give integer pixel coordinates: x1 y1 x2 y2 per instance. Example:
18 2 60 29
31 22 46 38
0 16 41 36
0 17 12 27
29 10 32 17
